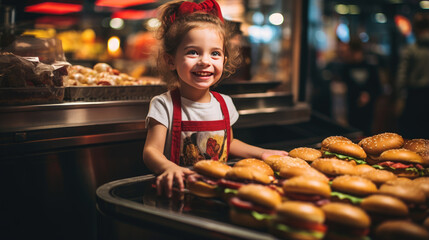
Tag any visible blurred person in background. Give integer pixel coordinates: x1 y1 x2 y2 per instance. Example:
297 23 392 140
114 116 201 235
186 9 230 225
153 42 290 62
312 39 350 120
340 38 382 136
395 12 429 139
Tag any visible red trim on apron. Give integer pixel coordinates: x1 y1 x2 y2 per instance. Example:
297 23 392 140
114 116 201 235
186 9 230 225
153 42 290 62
170 88 231 164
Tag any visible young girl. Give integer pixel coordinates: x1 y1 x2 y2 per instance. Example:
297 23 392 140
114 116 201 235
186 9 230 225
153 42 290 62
143 0 288 197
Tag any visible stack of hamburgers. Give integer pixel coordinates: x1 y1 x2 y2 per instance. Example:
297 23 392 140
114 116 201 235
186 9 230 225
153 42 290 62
182 133 429 240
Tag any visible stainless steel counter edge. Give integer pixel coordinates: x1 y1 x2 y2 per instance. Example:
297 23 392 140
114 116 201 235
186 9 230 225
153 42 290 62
96 174 278 240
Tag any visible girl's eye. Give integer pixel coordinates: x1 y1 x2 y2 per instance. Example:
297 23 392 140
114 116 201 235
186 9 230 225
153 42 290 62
212 51 222 57
187 50 198 55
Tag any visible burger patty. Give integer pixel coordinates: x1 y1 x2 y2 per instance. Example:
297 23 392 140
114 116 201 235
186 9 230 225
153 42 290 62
187 173 219 186
284 192 330 206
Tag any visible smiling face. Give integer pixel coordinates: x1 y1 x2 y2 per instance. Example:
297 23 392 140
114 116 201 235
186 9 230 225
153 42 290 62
169 26 225 95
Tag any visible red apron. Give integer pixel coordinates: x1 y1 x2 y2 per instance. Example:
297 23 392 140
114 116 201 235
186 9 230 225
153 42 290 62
170 88 231 166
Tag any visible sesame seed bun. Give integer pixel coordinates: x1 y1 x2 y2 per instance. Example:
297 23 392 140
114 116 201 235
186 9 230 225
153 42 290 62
263 155 309 172
193 160 231 179
289 147 322 162
321 136 352 150
331 175 377 197
358 132 404 156
311 158 356 177
360 194 409 217
321 202 371 229
234 158 274 177
404 139 429 153
282 176 331 198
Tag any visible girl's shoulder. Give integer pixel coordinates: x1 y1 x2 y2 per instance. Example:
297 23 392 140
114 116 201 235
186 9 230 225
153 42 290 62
214 92 234 104
151 91 172 103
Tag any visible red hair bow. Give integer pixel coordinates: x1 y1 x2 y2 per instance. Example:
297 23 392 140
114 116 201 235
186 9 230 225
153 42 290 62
170 0 224 23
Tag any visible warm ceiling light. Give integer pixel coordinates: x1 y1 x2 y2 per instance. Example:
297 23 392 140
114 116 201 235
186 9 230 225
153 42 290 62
112 9 156 20
420 0 429 9
25 2 82 15
95 0 156 8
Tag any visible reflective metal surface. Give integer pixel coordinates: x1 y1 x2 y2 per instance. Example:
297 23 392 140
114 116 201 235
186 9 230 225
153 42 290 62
96 174 279 240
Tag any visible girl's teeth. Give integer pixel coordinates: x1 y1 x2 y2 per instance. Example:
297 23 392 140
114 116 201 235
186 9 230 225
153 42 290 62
195 72 211 76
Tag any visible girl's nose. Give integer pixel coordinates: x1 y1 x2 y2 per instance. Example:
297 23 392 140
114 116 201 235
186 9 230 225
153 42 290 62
198 54 210 65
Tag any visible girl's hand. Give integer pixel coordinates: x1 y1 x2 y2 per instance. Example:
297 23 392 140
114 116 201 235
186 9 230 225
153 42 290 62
261 150 288 161
156 165 194 198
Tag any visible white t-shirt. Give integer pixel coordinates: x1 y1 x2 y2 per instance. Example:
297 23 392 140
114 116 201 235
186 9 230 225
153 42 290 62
146 91 239 165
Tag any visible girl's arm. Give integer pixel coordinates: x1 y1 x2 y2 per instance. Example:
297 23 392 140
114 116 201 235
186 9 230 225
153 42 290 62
143 119 193 197
228 128 288 160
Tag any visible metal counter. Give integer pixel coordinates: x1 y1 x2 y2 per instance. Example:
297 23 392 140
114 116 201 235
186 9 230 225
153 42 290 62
96 174 279 240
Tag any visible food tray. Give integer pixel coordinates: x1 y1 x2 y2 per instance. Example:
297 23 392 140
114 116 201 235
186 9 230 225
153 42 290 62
0 87 65 105
64 84 167 101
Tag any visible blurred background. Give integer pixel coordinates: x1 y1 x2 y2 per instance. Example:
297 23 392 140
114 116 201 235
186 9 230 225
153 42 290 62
2 0 427 136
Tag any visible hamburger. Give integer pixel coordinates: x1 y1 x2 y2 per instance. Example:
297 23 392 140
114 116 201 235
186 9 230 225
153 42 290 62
233 158 275 181
288 147 322 163
372 148 425 178
263 155 309 175
321 202 371 240
186 160 231 198
358 132 404 164
321 136 352 152
218 166 272 197
330 175 377 205
311 158 356 180
378 182 427 223
228 184 282 229
322 140 367 165
269 201 327 240
375 220 429 240
282 176 331 206
404 139 429 175
360 194 409 226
